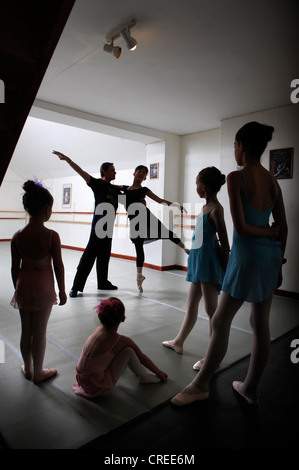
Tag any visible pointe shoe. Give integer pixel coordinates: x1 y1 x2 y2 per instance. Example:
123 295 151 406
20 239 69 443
170 389 209 406
232 381 259 405
162 340 183 354
193 358 205 371
33 368 57 384
137 274 145 293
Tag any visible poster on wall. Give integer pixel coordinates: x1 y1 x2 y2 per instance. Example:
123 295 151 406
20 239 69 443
150 163 159 179
62 183 72 208
269 148 293 179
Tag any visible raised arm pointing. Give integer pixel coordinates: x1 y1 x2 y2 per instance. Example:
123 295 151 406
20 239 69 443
53 151 91 184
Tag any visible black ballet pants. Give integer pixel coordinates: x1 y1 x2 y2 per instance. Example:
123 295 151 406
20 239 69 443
72 231 112 291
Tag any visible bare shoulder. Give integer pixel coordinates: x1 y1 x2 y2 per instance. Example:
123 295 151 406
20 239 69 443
50 229 61 243
227 170 242 183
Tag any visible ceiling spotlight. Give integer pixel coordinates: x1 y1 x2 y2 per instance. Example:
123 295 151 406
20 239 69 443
104 19 137 58
103 42 121 59
121 27 137 51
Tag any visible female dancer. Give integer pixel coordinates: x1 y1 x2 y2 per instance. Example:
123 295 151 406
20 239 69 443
162 167 229 370
72 297 167 398
171 121 287 406
121 165 189 292
11 180 66 383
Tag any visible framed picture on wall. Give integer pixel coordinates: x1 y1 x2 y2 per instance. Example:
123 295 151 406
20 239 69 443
62 183 72 208
150 163 159 179
269 148 293 179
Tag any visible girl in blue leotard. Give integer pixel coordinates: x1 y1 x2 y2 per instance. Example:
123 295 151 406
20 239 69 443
171 122 288 406
162 167 230 370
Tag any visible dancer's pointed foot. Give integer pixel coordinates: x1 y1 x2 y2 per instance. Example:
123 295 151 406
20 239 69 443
232 381 259 405
162 340 183 354
137 274 145 293
21 365 32 380
171 385 209 406
33 368 57 384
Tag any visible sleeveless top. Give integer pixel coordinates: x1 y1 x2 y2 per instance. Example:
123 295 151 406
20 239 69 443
123 185 180 244
186 207 224 292
221 171 283 302
10 230 57 311
73 336 121 398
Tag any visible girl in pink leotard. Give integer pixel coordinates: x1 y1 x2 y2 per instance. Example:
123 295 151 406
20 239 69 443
11 180 66 384
73 297 167 398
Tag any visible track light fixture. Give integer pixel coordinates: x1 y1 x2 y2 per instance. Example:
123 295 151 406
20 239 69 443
121 27 137 51
103 42 121 59
103 18 137 59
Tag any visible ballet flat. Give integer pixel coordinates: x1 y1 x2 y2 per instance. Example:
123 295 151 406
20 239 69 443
170 390 209 406
232 381 259 405
162 341 183 354
193 358 205 370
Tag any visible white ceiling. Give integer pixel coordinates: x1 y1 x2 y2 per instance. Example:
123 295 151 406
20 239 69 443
8 0 299 179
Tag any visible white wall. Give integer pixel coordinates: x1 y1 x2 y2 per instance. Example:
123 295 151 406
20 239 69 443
0 168 26 239
176 128 222 267
1 105 298 294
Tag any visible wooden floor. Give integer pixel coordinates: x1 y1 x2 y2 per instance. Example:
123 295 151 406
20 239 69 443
0 241 298 450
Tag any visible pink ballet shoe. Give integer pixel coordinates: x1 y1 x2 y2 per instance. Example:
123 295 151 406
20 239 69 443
170 389 209 406
162 340 183 354
137 274 145 293
232 381 259 405
193 358 205 370
33 368 57 384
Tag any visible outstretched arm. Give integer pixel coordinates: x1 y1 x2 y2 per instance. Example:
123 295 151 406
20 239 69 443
146 189 186 214
53 151 91 184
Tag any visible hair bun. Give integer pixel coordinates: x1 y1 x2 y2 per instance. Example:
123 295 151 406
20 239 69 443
265 125 274 142
93 297 125 329
22 180 37 193
221 174 226 185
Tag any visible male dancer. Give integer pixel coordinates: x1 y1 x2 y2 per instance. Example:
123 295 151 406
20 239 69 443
53 151 121 297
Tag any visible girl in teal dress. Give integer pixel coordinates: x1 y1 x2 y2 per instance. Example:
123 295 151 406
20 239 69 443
162 167 230 370
171 122 288 407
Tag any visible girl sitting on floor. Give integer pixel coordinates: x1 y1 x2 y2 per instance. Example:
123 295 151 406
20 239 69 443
73 297 168 398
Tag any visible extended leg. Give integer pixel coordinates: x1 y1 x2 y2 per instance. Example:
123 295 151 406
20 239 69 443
171 292 243 405
163 282 202 353
192 282 219 369
109 347 160 384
